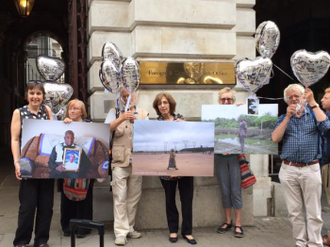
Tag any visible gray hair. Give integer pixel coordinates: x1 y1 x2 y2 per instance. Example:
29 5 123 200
283 84 305 103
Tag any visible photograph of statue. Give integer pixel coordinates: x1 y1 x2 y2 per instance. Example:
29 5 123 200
202 104 278 154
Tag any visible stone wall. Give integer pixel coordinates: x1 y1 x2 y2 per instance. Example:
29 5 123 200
87 0 269 229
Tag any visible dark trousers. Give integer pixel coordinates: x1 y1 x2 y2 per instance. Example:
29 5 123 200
160 177 194 235
60 185 93 234
13 179 54 247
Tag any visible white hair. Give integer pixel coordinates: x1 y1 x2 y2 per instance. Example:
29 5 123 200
283 84 305 103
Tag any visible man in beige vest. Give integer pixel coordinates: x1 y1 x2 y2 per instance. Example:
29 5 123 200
105 88 149 246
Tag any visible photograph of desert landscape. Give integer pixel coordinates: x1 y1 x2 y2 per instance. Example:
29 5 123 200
132 120 214 176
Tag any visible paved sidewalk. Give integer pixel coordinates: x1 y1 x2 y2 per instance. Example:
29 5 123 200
0 217 295 247
1 155 329 247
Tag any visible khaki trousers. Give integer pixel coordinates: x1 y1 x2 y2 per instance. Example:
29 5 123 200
322 164 330 206
112 165 143 238
279 162 323 247
321 164 330 237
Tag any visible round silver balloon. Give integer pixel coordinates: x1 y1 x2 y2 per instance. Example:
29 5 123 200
102 42 124 70
235 57 273 93
43 82 74 115
255 21 280 58
36 55 65 82
290 50 330 87
121 57 140 93
100 60 121 94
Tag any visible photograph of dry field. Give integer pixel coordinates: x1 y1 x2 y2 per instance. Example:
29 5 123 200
202 104 278 155
132 120 214 176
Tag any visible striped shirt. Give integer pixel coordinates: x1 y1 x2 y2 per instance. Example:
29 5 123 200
274 107 330 163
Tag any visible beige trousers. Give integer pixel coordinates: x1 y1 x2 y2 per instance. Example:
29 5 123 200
112 165 143 238
322 164 330 206
279 162 323 247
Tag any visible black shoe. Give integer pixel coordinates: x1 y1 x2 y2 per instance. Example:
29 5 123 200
63 231 71 237
217 222 232 234
234 226 244 238
169 234 178 243
182 235 197 245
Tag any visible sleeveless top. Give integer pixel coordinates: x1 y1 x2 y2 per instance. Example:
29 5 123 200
18 105 49 142
19 105 49 124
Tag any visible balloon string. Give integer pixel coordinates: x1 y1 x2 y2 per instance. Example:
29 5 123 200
257 96 284 100
125 94 132 112
273 63 296 82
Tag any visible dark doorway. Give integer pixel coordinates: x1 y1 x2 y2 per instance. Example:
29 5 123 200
0 0 68 159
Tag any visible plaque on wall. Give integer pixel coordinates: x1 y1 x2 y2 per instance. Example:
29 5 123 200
139 62 236 86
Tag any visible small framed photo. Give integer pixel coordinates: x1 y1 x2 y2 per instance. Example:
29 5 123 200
247 95 259 115
63 148 81 171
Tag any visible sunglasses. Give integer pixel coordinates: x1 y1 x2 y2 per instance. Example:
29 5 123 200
27 80 43 84
220 98 233 102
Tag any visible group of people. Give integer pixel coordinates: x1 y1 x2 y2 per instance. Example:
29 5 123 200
104 87 246 246
10 81 330 247
11 83 94 247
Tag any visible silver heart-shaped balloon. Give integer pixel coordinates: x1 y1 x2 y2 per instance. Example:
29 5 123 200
290 50 330 87
235 57 273 93
102 42 124 70
121 57 140 93
99 60 121 94
36 55 65 81
255 21 280 58
43 82 74 115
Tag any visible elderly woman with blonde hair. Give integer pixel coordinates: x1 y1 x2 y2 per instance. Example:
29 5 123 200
215 87 245 238
59 99 94 238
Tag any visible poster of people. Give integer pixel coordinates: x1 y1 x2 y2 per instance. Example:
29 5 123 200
132 120 215 176
20 119 109 179
202 104 278 154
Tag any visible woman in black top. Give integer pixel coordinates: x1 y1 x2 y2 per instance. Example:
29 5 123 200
152 92 196 245
11 81 54 247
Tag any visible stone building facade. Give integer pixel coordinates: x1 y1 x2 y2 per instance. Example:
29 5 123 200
86 0 271 228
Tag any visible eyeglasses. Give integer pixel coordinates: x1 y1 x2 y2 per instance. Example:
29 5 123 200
220 98 233 102
27 80 43 84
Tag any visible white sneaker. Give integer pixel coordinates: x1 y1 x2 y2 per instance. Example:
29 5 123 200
127 231 142 239
115 237 127 246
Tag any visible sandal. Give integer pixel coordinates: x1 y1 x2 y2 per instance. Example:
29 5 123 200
234 226 244 238
217 222 232 234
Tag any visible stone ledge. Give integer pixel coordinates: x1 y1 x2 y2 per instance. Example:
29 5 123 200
88 0 236 35
236 0 255 8
233 8 256 36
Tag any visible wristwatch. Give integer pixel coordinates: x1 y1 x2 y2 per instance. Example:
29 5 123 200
310 103 319 109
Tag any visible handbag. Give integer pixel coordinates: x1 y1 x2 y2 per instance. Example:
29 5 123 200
63 178 90 201
238 154 256 189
